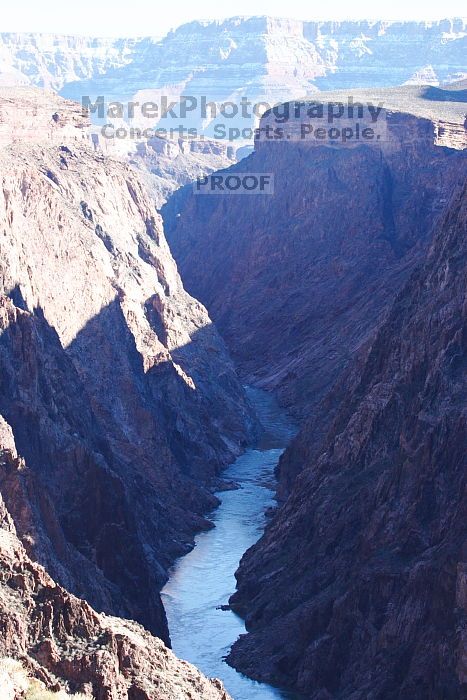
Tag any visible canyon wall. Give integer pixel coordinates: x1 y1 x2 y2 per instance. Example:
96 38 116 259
127 136 237 209
163 89 466 427
57 18 466 138
0 88 253 647
161 91 466 697
0 33 137 91
0 430 231 699
228 180 466 699
1 19 465 128
58 17 466 99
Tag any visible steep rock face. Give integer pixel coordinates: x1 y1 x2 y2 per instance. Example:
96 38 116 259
0 88 253 642
3 19 466 100
2 20 464 147
0 439 231 699
58 17 466 126
304 18 466 89
0 87 89 148
228 182 467 698
0 34 137 91
0 87 238 208
127 135 237 209
163 93 466 422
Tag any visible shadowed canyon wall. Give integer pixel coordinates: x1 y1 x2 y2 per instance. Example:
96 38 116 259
162 91 466 697
228 180 467 699
0 433 231 699
0 76 465 699
163 93 466 425
0 89 253 648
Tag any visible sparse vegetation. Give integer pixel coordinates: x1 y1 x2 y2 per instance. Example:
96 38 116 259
0 658 89 700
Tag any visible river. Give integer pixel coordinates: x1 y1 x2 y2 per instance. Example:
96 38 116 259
162 387 301 700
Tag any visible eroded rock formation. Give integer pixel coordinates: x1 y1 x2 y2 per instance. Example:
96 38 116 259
0 435 231 699
0 88 253 647
160 88 466 697
0 34 137 91
58 18 466 118
2 20 466 105
127 135 237 209
228 182 467 698
163 88 466 426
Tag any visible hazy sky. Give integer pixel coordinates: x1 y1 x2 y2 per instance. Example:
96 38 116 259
2 0 465 37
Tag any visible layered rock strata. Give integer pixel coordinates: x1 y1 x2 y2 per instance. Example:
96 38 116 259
163 89 466 424
228 182 467 698
0 88 253 644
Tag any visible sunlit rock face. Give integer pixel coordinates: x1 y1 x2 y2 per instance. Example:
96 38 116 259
0 18 463 156
0 33 138 90
2 18 464 132
0 88 253 643
303 18 467 88
56 16 465 132
0 87 89 148
124 135 237 209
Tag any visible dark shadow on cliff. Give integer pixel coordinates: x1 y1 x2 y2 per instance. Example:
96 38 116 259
161 138 466 429
420 85 467 103
0 298 174 642
6 284 29 311
0 292 252 645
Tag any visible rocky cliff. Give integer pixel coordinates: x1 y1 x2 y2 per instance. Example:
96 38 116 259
163 88 466 426
0 33 137 91
2 19 464 134
228 182 467 698
57 17 466 104
127 135 237 209
0 434 231 699
0 88 253 646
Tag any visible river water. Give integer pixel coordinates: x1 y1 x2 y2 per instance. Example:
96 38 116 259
162 387 301 700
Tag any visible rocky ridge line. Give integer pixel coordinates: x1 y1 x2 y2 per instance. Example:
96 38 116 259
228 180 467 698
0 88 253 645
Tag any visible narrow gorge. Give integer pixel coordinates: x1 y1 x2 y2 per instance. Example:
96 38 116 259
0 67 465 700
162 387 299 700
0 88 248 698
162 86 467 698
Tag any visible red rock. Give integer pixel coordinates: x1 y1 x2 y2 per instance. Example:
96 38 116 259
0 88 253 643
0 477 231 699
228 182 467 699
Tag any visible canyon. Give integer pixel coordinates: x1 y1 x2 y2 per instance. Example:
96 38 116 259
0 35 465 700
1 19 466 130
161 87 466 697
0 34 138 91
0 87 248 697
228 177 467 699
0 436 231 700
163 86 467 422
126 135 237 209
2 20 465 213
